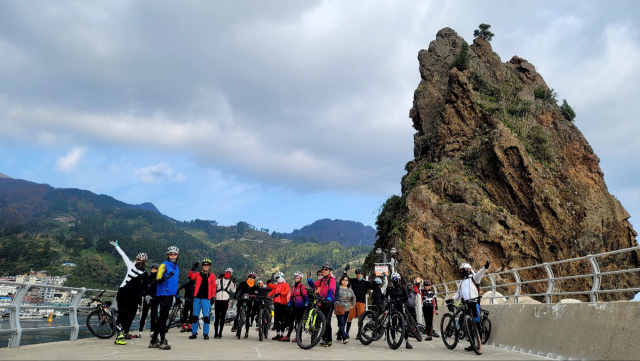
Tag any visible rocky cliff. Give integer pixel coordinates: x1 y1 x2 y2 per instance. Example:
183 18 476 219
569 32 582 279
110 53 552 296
369 28 639 300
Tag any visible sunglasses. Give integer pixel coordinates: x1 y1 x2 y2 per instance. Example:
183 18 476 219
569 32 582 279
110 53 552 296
322 268 330 271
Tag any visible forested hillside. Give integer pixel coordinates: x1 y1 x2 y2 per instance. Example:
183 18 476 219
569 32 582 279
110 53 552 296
281 218 376 246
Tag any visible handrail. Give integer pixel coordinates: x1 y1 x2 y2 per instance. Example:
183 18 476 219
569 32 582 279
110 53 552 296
433 245 640 305
0 280 116 347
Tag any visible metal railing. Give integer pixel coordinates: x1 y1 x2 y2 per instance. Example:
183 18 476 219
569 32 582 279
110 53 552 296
0 281 116 348
432 246 640 304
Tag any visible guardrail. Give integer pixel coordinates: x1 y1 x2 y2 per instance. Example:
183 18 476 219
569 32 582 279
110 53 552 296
0 281 116 348
432 246 640 304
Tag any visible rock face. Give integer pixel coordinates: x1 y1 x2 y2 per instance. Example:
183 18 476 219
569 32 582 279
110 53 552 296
369 28 639 300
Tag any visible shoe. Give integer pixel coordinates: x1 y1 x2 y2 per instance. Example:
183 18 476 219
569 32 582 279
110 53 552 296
355 335 360 340
319 340 326 346
432 331 440 338
464 346 474 352
343 339 348 344
292 338 297 343
244 333 249 339
425 336 433 341
336 336 342 342
406 342 413 349
124 333 133 340
272 335 280 340
159 339 171 350
115 333 127 345
324 341 332 347
189 334 197 339
280 336 290 342
180 327 188 333
204 334 209 340
230 328 236 333
149 340 160 348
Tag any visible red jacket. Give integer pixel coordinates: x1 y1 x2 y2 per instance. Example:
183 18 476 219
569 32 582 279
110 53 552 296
268 282 290 305
188 270 217 300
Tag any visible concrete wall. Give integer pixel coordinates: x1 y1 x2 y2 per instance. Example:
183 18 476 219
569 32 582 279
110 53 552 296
475 302 640 360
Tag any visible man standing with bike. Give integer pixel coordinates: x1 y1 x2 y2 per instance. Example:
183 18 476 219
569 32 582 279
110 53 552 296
150 246 180 350
109 240 147 345
453 260 490 352
213 267 236 339
386 272 413 349
232 272 259 339
343 265 372 341
307 262 336 347
188 258 216 340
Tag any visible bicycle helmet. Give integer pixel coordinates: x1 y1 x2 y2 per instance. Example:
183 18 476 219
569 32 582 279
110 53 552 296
136 253 148 261
257 280 264 286
202 258 212 265
274 271 284 279
167 246 180 254
225 267 234 273
293 271 303 279
460 263 472 270
374 277 382 285
247 271 257 279
322 261 333 270
391 272 401 281
424 280 432 286
150 263 159 270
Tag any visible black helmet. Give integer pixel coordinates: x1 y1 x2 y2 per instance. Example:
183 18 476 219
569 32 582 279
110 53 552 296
322 261 332 270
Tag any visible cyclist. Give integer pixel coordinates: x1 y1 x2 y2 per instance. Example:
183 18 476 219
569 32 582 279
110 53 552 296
307 261 336 347
267 271 290 341
406 282 418 323
335 275 356 344
108 240 147 345
213 267 236 339
138 263 159 338
386 272 413 349
188 258 216 340
283 271 308 342
343 266 372 340
150 246 180 350
370 276 388 315
177 264 197 333
452 260 490 351
421 279 438 341
233 271 260 339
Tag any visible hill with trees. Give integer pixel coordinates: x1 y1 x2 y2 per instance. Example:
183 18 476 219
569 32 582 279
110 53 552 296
280 218 376 246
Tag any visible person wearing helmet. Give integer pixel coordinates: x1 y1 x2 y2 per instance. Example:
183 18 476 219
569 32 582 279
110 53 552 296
138 263 159 338
267 271 290 341
283 271 308 342
386 272 413 349
370 276 388 315
421 279 439 340
453 260 490 351
213 267 236 338
232 272 260 339
108 240 148 345
150 246 180 350
188 258 217 340
307 261 336 347
343 265 373 340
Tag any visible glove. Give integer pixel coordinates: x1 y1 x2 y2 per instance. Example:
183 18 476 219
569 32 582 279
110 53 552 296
304 302 309 307
191 262 200 271
109 240 118 247
232 277 236 283
484 260 491 269
345 264 351 271
327 295 334 303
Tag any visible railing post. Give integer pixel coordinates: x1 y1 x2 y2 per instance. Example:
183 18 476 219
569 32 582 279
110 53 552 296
443 283 449 300
587 255 601 303
9 283 32 348
512 270 521 304
543 263 554 303
488 274 496 305
69 288 86 341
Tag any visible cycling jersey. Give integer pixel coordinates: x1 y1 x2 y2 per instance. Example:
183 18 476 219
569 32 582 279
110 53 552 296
156 261 179 297
215 278 236 301
386 283 408 303
115 245 146 289
421 289 438 309
267 281 290 304
453 267 487 302
288 282 308 308
307 275 336 300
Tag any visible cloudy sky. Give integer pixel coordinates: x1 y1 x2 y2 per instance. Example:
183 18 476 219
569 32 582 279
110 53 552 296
0 0 639 234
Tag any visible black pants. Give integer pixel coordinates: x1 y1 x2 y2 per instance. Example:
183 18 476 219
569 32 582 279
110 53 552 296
407 305 417 323
139 297 158 332
286 307 305 337
180 298 193 326
214 300 229 335
273 303 287 333
423 305 434 336
115 288 138 334
152 295 173 342
320 303 334 342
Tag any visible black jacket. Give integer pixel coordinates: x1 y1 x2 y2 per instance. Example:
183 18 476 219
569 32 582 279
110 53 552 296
386 283 408 303
349 277 373 303
178 280 196 301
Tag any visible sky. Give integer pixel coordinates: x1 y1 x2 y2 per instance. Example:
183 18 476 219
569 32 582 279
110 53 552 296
0 0 639 235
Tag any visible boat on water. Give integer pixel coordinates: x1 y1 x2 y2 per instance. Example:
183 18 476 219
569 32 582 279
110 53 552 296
19 311 41 319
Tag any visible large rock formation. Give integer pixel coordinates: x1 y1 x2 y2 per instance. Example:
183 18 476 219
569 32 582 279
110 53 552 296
369 28 639 300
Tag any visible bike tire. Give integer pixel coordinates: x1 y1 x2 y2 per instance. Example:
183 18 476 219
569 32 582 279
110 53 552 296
440 312 458 350
236 307 245 339
264 306 271 339
464 314 482 355
296 309 326 350
165 304 181 333
386 310 405 350
86 309 116 339
358 310 377 345
481 317 491 344
405 313 422 342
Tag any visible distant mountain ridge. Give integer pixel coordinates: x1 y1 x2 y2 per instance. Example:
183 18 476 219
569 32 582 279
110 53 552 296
0 172 11 179
283 218 376 246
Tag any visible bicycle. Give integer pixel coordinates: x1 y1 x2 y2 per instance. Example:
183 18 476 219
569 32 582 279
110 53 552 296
255 294 272 341
400 302 423 342
165 296 183 333
358 305 386 345
295 292 327 350
358 300 405 350
86 290 116 339
440 299 482 355
447 299 491 344
235 294 254 339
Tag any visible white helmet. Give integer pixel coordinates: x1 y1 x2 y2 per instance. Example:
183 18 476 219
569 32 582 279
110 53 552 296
136 253 148 261
167 246 179 254
391 272 401 281
225 267 234 273
460 263 472 270
275 271 284 279
293 271 303 278
374 277 382 284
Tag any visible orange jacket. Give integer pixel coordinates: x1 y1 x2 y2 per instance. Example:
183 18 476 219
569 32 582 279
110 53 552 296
268 282 290 304
188 270 217 300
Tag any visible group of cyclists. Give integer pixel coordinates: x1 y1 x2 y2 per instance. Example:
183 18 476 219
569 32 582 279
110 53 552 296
108 240 490 353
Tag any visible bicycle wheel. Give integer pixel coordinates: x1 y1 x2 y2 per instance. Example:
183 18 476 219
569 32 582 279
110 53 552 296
405 313 422 342
296 309 326 350
481 317 491 344
358 310 377 345
263 307 271 339
464 314 482 355
439 312 458 350
236 307 246 339
386 310 405 350
86 309 116 339
372 313 385 341
165 304 181 333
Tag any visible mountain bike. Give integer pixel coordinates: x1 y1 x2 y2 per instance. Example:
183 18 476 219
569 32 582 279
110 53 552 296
447 299 491 344
165 296 183 333
358 305 387 345
86 290 116 339
255 294 272 341
440 299 482 355
235 294 254 339
400 302 423 342
295 293 327 350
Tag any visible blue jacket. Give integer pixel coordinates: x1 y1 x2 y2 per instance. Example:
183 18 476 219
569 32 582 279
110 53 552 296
156 260 179 297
